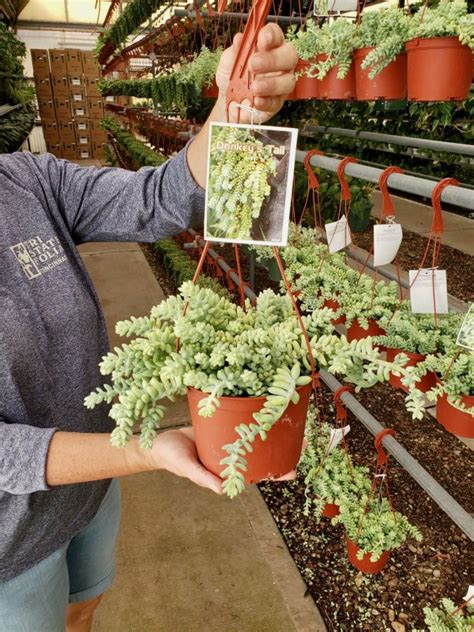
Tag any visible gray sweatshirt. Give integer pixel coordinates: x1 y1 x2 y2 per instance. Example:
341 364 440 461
0 148 204 581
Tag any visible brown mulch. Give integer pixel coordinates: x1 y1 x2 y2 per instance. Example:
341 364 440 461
355 219 474 303
260 383 473 632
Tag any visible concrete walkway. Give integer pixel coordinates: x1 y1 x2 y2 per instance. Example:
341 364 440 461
77 240 325 632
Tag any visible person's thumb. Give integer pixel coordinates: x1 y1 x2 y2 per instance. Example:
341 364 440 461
188 462 223 495
216 33 243 93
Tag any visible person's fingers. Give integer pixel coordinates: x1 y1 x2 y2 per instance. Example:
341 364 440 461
257 23 285 51
187 462 223 495
232 32 243 53
273 469 297 481
250 43 298 74
253 95 286 113
252 73 295 98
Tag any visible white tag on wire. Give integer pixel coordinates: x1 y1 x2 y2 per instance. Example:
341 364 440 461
409 269 448 314
328 425 350 452
373 223 402 267
456 304 474 351
463 585 474 603
325 216 351 253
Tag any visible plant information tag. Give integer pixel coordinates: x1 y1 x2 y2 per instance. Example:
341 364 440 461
325 216 351 253
456 304 474 351
463 585 474 603
373 223 402 267
328 425 350 453
409 269 448 314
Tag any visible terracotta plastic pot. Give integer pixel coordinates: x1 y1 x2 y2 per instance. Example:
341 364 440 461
322 297 346 326
406 37 472 101
317 54 355 100
294 58 319 99
202 79 219 99
322 502 340 518
436 389 474 439
354 48 407 101
346 319 385 344
385 348 436 393
346 536 390 574
188 383 312 483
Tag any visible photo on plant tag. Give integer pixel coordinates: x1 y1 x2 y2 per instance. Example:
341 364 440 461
204 122 298 246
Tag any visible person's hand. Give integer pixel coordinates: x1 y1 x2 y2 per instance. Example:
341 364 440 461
149 427 223 494
215 23 297 124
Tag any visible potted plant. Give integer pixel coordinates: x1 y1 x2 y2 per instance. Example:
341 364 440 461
376 311 463 393
313 19 357 100
339 276 403 343
413 597 474 631
85 282 408 497
353 7 409 100
177 46 222 98
404 351 474 438
286 24 320 99
299 417 371 519
333 493 422 573
405 0 473 101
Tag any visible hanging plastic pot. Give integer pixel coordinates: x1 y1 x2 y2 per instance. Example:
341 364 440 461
354 48 407 101
346 319 385 344
317 54 356 100
322 502 340 518
436 389 474 439
202 79 219 99
293 58 319 100
345 536 390 574
406 37 472 101
188 383 312 483
385 348 436 393
322 297 346 326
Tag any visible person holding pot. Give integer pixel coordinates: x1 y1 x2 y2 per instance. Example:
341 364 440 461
0 25 297 632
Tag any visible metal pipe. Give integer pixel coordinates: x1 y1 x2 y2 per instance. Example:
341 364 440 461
296 149 474 210
303 124 474 157
320 370 474 541
174 8 307 24
186 229 256 301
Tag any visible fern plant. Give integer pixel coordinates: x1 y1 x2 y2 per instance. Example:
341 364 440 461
313 19 357 80
333 493 422 561
206 126 277 241
299 412 371 518
85 282 408 497
355 8 411 78
413 598 474 632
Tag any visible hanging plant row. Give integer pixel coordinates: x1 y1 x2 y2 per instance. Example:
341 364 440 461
101 116 166 168
287 0 473 102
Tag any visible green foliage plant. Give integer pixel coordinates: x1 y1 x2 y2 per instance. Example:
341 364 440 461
313 19 357 80
285 23 321 67
85 282 408 497
299 411 371 518
409 0 474 49
333 492 422 561
206 126 277 241
101 117 165 168
177 46 222 91
355 7 411 78
413 597 474 632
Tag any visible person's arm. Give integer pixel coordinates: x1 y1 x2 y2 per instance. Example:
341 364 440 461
45 427 223 494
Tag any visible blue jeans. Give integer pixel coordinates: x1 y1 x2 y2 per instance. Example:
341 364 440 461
0 479 121 632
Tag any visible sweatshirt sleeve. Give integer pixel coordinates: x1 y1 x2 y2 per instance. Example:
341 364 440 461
29 144 205 244
0 420 56 495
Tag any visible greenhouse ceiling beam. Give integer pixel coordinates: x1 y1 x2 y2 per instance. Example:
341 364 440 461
303 124 474 157
174 8 306 24
320 370 474 541
183 229 473 540
296 149 474 210
17 20 102 31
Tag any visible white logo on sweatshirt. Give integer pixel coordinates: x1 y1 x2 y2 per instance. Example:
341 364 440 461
10 236 67 280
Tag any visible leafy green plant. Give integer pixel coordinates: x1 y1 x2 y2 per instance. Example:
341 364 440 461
375 311 463 355
339 275 403 331
299 413 371 518
206 126 277 240
0 104 36 154
413 598 474 632
101 117 165 168
355 7 411 78
286 23 321 64
410 0 474 49
313 19 357 79
334 493 422 561
85 282 407 497
178 46 222 91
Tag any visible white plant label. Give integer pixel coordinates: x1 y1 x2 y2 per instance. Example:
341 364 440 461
409 269 448 314
456 304 474 351
78 122 87 130
325 216 351 253
314 0 357 12
373 223 403 267
75 108 85 116
463 585 474 603
73 94 83 101
328 425 350 453
72 78 81 86
79 137 88 145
